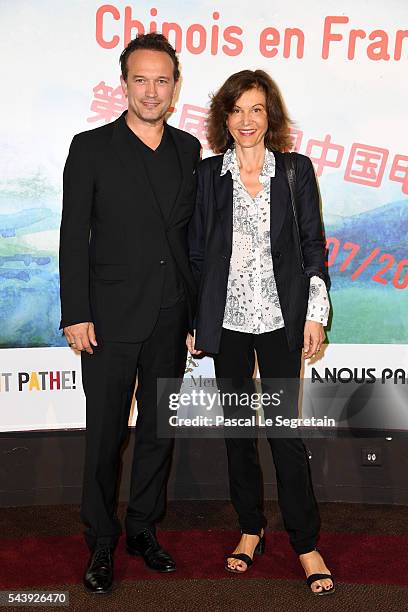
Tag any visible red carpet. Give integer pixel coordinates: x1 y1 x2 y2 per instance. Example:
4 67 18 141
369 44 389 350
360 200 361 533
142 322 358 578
1 530 407 588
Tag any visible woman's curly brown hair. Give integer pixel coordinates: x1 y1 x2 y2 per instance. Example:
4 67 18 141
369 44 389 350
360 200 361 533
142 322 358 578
207 69 293 154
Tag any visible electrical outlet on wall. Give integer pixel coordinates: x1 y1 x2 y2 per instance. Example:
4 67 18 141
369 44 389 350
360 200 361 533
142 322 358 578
361 448 382 466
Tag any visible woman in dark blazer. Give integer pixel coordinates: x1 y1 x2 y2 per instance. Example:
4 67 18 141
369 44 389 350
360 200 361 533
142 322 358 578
187 70 334 595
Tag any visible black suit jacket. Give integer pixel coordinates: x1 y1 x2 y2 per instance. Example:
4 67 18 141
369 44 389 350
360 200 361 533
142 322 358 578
188 152 329 354
59 113 201 341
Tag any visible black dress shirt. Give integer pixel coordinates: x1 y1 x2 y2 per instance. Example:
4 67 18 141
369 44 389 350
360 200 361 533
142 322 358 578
123 120 185 307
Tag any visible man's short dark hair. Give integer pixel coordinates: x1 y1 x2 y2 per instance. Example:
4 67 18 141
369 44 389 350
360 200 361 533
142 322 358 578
120 33 180 82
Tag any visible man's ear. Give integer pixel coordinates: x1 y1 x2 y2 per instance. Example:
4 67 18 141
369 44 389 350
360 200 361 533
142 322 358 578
120 75 128 98
171 77 182 108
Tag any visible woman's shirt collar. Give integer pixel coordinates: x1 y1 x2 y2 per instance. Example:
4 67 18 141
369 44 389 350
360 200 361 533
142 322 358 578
220 147 276 183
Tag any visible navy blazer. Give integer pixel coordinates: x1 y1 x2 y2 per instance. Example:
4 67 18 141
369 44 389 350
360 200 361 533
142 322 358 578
188 151 329 354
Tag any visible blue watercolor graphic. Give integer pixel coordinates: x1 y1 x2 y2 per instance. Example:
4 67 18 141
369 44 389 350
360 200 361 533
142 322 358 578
0 209 51 238
0 174 65 348
325 200 408 344
0 171 406 347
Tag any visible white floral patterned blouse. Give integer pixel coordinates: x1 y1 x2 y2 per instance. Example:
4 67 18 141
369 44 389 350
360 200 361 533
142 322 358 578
221 147 330 334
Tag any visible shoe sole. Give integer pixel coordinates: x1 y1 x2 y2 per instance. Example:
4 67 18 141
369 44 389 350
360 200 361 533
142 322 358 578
126 547 176 573
224 566 249 574
84 584 114 595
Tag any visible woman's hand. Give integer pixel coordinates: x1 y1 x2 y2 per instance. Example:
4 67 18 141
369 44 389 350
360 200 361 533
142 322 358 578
186 332 203 356
303 321 325 359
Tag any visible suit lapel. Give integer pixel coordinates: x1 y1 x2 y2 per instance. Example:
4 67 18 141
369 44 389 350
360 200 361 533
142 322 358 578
270 151 290 247
213 159 233 255
166 125 188 227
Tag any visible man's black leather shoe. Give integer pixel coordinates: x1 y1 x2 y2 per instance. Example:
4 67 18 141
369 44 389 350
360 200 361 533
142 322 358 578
83 547 114 594
126 529 176 572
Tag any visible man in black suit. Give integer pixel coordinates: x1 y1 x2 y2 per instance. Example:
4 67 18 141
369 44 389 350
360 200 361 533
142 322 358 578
59 33 200 593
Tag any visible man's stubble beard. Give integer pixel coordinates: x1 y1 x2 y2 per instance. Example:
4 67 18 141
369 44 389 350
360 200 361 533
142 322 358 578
131 105 169 126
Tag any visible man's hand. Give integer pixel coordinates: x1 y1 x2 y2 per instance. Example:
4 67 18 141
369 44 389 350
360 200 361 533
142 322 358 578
64 322 97 354
303 320 325 359
186 332 203 356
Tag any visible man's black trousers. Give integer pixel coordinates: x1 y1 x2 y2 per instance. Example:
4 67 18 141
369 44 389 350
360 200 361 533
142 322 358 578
80 300 188 550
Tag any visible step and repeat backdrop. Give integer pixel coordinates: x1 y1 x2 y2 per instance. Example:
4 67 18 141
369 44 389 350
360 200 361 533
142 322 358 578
0 1 407 430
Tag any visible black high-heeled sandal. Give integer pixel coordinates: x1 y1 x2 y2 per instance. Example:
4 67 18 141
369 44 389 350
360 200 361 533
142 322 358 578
303 549 335 595
225 531 265 573
306 572 335 595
